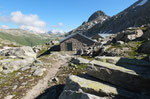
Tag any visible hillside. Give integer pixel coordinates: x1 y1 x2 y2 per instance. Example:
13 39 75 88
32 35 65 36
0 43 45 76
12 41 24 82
86 0 150 36
68 10 110 35
0 29 61 46
68 0 150 37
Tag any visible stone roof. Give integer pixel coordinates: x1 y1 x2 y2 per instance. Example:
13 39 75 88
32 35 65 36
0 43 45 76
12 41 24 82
60 33 96 43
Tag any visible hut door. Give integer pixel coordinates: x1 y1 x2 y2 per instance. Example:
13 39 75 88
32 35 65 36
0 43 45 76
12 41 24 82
67 42 72 51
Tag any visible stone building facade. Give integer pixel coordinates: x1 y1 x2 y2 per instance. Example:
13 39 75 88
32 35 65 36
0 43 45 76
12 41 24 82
60 33 95 51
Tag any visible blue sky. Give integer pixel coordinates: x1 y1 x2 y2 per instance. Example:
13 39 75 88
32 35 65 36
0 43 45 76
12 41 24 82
0 0 138 33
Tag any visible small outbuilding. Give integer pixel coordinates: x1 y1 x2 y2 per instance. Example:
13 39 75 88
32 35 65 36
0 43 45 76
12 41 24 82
60 33 95 51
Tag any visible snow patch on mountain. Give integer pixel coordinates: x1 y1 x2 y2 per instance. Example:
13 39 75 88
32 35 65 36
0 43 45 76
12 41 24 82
136 0 148 6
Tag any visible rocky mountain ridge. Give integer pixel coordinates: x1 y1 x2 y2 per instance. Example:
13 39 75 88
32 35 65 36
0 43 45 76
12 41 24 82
68 10 110 35
69 0 150 37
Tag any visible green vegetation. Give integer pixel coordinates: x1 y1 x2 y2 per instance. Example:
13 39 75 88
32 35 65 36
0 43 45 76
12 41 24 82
107 41 146 59
81 56 94 60
0 32 51 46
76 64 87 70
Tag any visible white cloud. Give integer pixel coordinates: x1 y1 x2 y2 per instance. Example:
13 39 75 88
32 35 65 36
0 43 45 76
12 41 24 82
10 11 46 27
49 29 65 34
58 22 63 27
0 25 9 29
20 25 47 33
0 11 47 33
0 16 10 22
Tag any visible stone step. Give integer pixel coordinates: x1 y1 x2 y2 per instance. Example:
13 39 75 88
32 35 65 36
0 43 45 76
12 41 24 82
87 60 150 93
63 75 147 99
95 56 150 67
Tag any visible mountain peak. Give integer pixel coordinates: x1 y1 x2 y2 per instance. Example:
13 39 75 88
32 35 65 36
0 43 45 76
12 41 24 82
88 10 108 22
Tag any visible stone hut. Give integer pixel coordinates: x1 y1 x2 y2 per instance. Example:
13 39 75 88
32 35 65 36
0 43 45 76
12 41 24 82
60 33 95 51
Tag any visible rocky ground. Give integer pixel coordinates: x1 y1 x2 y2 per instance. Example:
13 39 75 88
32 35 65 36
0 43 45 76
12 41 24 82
0 25 150 99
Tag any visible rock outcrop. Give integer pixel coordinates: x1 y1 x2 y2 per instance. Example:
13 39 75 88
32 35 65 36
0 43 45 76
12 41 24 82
112 29 143 43
0 46 36 59
0 46 37 74
1 58 35 74
87 60 150 92
86 0 150 36
59 90 106 99
71 57 90 64
60 75 139 99
68 10 109 36
95 56 150 67
138 40 150 54
141 29 150 40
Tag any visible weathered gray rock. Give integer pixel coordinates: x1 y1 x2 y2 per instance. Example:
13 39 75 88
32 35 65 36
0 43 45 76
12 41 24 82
21 66 31 71
114 29 143 42
12 85 18 90
87 60 150 92
1 58 35 74
95 56 150 67
141 29 150 40
116 41 124 45
71 57 90 64
63 75 139 99
4 95 14 99
0 46 36 59
33 46 41 53
139 40 150 54
33 68 46 76
59 90 107 99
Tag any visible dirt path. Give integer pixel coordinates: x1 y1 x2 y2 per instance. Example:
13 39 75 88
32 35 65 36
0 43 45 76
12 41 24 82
23 58 66 99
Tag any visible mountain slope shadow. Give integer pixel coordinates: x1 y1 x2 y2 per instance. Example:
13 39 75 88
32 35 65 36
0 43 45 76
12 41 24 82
38 45 60 58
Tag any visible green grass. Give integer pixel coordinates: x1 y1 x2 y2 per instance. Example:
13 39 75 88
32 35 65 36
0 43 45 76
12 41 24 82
76 64 87 70
107 41 146 59
80 56 94 60
0 32 52 46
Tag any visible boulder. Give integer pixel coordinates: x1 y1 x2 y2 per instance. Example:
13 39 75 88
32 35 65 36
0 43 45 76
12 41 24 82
87 60 150 92
59 90 107 99
63 75 139 99
141 29 150 40
33 68 46 76
71 57 90 64
4 95 14 99
116 41 124 45
0 46 36 59
139 40 150 54
95 56 150 67
114 29 143 42
1 57 35 74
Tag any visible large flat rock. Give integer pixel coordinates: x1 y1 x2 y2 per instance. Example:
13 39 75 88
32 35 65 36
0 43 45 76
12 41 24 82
59 90 106 99
87 60 150 93
63 75 140 99
71 57 90 64
95 56 150 67
1 58 35 74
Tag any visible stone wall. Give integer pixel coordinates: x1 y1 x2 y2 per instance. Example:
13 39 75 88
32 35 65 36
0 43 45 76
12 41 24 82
60 34 95 51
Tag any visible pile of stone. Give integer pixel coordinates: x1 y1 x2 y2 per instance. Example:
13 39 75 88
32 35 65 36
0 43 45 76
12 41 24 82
59 57 150 99
112 29 143 43
0 46 45 75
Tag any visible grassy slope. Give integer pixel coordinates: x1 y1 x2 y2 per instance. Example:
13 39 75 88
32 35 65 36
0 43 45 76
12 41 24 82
0 32 52 46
